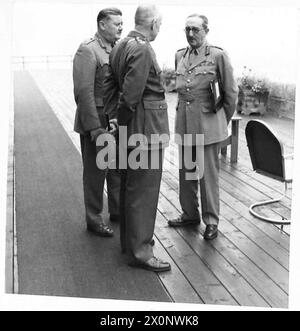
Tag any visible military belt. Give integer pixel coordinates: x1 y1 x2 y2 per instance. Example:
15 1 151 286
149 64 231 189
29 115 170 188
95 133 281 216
178 89 212 102
143 91 165 100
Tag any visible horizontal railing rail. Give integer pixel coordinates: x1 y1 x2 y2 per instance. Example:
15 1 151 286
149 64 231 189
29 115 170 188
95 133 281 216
12 55 73 70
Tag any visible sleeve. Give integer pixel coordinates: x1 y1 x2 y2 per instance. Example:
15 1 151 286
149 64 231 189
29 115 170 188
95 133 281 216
121 43 152 110
73 44 102 131
216 51 238 123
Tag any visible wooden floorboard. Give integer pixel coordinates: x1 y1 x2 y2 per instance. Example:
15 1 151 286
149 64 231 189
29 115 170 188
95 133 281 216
157 185 288 308
155 210 238 306
163 150 291 250
28 69 291 308
158 175 289 292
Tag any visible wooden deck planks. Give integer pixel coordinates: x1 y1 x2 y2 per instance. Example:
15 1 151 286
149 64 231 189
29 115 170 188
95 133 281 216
158 176 289 305
158 186 288 308
163 152 290 251
152 236 204 304
155 211 238 306
28 69 291 308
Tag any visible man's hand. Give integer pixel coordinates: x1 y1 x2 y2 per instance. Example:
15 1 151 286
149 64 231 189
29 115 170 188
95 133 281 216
108 118 118 135
90 127 107 142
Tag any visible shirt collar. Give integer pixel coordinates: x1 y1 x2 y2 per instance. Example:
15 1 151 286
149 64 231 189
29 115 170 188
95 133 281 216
189 40 207 55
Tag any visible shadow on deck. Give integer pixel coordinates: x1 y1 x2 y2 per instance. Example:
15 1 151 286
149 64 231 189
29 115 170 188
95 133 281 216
8 70 292 309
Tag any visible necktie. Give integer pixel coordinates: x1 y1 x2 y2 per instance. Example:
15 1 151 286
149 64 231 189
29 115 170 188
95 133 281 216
189 49 197 66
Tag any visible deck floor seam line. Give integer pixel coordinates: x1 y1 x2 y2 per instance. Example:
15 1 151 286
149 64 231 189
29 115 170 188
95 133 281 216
158 186 289 299
161 159 290 251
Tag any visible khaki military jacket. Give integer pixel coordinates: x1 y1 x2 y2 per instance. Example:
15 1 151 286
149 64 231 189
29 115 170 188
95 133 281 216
104 31 169 148
175 41 238 145
73 33 112 135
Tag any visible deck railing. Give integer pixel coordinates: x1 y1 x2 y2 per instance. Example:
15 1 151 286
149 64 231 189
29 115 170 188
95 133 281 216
12 55 73 70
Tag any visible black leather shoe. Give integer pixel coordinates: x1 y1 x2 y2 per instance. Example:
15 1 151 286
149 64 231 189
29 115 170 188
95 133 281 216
168 216 200 227
204 224 218 240
110 214 120 222
129 257 171 272
87 223 114 237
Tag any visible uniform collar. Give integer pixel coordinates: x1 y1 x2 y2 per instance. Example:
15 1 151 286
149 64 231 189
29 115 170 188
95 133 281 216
188 40 208 56
94 32 113 53
128 30 149 42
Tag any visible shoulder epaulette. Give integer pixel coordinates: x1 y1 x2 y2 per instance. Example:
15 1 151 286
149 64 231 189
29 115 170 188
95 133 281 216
136 36 147 44
85 37 96 45
210 45 224 51
177 47 188 57
127 38 136 44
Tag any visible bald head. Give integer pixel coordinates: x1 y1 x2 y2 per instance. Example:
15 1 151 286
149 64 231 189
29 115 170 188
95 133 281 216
135 4 160 27
134 4 162 41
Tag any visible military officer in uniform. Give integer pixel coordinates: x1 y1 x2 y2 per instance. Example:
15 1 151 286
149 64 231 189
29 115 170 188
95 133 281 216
168 14 238 240
103 4 171 272
73 8 123 237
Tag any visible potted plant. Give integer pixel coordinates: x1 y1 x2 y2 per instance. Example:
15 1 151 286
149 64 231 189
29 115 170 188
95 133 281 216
237 67 270 115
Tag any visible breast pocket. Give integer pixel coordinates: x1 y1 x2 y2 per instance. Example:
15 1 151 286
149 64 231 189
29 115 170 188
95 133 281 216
194 66 217 113
194 66 216 77
143 100 170 143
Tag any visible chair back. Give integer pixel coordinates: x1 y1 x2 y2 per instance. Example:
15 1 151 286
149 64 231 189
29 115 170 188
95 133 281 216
245 120 285 181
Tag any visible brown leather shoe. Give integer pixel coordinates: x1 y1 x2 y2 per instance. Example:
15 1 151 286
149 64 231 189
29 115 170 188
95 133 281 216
204 224 218 240
168 216 200 227
87 223 114 237
129 256 171 272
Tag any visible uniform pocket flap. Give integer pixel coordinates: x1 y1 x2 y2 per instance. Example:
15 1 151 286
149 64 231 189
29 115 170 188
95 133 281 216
195 66 216 75
143 100 168 110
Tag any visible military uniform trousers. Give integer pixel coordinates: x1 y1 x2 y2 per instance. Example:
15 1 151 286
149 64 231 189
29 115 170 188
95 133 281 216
120 148 163 263
80 134 120 225
179 143 220 226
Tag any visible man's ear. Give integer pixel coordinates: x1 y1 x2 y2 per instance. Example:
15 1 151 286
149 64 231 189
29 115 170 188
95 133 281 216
150 19 155 31
98 20 105 31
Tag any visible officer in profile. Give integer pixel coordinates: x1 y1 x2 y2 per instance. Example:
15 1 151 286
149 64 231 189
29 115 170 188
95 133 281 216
73 8 123 237
168 14 238 240
104 4 171 272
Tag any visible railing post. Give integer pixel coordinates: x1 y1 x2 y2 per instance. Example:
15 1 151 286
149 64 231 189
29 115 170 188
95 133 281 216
230 117 241 163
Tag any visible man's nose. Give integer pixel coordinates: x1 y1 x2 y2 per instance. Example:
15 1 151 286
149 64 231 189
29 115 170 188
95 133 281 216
188 30 194 37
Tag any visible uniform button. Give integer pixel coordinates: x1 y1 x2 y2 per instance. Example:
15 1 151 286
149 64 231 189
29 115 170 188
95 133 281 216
187 79 190 83
186 102 190 105
188 71 192 74
159 105 163 109
186 88 190 92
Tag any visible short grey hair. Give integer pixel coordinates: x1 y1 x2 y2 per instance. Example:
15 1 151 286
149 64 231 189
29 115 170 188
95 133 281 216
135 4 160 27
186 14 209 32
